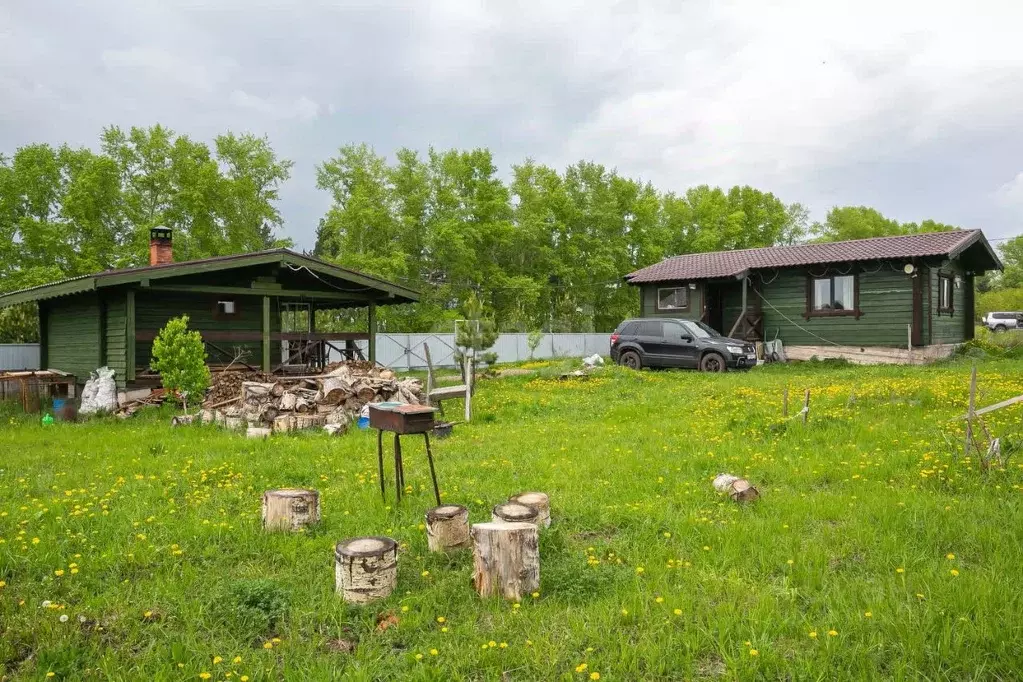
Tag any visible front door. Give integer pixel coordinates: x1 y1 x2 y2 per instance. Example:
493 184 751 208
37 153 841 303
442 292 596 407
911 273 924 346
662 320 700 368
703 286 724 334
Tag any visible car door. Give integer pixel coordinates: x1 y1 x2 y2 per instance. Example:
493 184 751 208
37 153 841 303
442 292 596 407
671 321 702 368
634 320 667 364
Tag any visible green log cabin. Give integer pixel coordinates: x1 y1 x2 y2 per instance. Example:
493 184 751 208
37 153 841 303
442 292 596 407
624 230 1002 364
0 228 419 389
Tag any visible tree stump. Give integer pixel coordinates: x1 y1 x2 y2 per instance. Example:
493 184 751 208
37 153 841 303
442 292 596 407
712 473 760 503
262 488 320 531
509 492 551 528
273 414 295 433
470 522 540 601
335 536 398 604
425 505 470 552
492 502 539 526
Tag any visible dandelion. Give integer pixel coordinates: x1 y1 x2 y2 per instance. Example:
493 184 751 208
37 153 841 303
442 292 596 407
421 570 430 577
896 567 905 574
946 553 955 560
59 614 69 623
200 674 212 680
828 630 838 637
703 545 711 551
750 649 759 657
532 591 540 598
864 611 872 618
54 569 64 577
441 627 448 632
488 641 497 648
673 609 682 616
950 569 960 577
232 657 242 664
621 608 629 616
241 677 249 682
401 606 409 612
635 566 644 574
0 581 5 588
576 663 588 673
263 642 273 650
663 532 671 538
143 611 153 618
499 642 508 648
70 568 78 574
213 657 223 665
513 603 521 609
42 600 52 608
786 559 794 565
430 649 439 656
655 596 664 603
809 631 817 639
590 673 601 680
415 653 423 661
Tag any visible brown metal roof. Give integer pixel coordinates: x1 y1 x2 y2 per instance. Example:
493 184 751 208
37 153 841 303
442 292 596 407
625 230 1001 283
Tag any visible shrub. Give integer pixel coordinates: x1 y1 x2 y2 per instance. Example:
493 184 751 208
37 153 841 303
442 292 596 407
151 315 211 407
223 579 290 634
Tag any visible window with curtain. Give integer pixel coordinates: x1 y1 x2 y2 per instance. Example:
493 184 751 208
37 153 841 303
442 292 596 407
808 274 858 316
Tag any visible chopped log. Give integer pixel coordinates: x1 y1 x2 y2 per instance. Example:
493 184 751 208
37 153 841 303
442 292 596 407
247 426 271 439
242 382 275 401
224 416 245 430
171 414 196 426
425 505 470 552
492 502 539 526
712 473 760 503
324 423 347 436
470 522 540 601
279 392 298 411
356 385 376 402
295 397 313 414
335 536 398 604
296 414 326 430
262 488 320 531
270 382 286 398
508 492 551 528
273 414 296 433
320 376 352 404
200 409 217 425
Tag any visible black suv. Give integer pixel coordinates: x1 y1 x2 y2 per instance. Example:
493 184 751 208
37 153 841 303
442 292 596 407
609 318 757 372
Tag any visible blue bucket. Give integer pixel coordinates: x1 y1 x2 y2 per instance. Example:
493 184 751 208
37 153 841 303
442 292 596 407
357 416 370 430
53 399 66 411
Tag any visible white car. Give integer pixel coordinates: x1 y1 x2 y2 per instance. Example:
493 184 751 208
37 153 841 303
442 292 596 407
983 312 1022 332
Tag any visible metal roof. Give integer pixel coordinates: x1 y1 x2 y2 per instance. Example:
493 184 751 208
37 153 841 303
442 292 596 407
0 249 421 308
625 230 1002 284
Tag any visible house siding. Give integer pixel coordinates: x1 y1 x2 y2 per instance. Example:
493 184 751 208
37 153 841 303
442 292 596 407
46 293 103 384
104 293 127 388
134 291 281 371
641 283 703 320
930 260 967 345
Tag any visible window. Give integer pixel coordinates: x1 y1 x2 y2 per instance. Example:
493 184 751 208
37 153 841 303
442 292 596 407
657 287 689 311
214 299 239 319
680 320 719 339
938 274 954 314
636 321 663 337
808 274 858 317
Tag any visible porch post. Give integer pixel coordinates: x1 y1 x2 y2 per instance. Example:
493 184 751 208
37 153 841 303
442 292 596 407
125 290 135 381
368 301 377 363
262 295 271 372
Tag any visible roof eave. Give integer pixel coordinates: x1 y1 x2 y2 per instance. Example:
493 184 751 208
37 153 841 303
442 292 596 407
0 278 98 308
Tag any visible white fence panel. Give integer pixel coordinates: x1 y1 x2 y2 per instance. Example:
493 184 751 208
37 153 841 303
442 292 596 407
326 333 610 369
0 344 40 371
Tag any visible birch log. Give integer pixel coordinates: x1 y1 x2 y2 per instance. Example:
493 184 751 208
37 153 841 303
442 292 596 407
470 522 540 600
425 505 470 552
334 536 398 604
262 488 320 531
492 502 539 526
508 492 551 528
712 473 760 503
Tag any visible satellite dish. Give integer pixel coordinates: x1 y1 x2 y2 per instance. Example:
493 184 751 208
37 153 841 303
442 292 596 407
903 264 915 274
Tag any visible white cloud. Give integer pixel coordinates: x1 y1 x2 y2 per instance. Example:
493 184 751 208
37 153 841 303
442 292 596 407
229 91 320 123
995 172 1023 209
101 46 234 93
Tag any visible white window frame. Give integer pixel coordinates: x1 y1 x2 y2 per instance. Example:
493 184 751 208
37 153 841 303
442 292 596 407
656 286 690 311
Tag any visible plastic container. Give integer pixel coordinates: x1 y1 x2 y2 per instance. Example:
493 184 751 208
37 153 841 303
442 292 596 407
53 398 66 411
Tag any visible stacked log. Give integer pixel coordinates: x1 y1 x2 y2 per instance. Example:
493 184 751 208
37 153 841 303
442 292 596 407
200 363 425 435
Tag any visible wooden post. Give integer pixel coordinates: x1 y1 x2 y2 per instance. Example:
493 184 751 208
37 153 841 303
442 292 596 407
492 502 539 526
907 323 913 363
782 387 789 417
262 488 320 531
802 389 810 424
963 364 977 461
335 537 398 604
262 295 271 373
470 522 540 601
464 354 473 422
367 302 377 363
509 492 551 528
425 505 470 552
727 275 749 338
38 301 49 370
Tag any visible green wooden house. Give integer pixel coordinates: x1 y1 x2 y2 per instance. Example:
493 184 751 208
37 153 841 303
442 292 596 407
0 228 419 389
624 230 1001 363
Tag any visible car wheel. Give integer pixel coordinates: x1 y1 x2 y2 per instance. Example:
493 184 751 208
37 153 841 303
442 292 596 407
700 352 726 373
619 350 642 370
995 325 1007 333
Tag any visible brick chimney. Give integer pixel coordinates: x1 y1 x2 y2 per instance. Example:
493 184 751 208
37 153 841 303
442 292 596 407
149 226 173 266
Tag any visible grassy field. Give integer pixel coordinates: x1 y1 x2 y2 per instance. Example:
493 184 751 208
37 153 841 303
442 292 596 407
3 357 1023 681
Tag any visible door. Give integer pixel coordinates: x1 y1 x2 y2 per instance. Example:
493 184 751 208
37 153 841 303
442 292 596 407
635 320 669 363
911 273 924 346
667 321 701 368
703 286 724 334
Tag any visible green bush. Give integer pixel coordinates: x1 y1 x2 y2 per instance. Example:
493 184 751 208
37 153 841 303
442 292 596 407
151 315 211 406
223 579 290 635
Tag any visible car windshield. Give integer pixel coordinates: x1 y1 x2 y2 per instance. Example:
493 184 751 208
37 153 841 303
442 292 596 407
681 320 720 339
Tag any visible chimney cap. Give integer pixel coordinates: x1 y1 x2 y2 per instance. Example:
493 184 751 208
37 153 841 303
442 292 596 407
150 226 172 240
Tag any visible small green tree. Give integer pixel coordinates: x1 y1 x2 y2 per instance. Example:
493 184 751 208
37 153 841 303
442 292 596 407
151 315 211 410
527 330 544 359
455 292 499 379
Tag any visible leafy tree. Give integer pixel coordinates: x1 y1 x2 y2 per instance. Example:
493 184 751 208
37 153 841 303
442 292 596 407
995 234 1023 289
151 315 211 409
811 207 958 242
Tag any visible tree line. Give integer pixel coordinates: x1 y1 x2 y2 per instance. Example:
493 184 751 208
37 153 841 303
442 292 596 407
1 127 1021 341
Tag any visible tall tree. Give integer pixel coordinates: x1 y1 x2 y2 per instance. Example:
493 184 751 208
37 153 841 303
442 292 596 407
811 206 958 242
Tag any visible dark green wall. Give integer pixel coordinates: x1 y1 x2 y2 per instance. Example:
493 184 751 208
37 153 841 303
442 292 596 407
134 291 281 371
46 293 102 384
930 260 967 345
104 294 127 388
640 283 703 320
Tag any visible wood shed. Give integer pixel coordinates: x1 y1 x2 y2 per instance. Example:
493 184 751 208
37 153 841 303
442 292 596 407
0 228 419 389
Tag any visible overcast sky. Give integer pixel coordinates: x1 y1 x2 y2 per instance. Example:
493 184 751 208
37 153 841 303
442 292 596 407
3 1 1023 250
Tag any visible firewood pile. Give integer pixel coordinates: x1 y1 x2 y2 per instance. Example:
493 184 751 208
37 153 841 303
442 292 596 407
200 363 425 435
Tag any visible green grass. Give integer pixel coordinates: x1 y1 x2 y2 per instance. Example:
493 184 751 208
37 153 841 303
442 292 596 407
3 358 1023 680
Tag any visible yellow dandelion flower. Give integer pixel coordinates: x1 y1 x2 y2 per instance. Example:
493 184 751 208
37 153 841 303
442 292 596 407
864 611 872 618
654 596 664 603
828 630 838 636
263 642 273 649
809 631 817 638
673 608 682 615
635 566 644 574
437 616 446 623
200 674 212 680
576 663 588 673
488 641 497 648
241 677 249 682
946 553 955 560
232 656 242 664
430 649 438 656
415 653 423 661
950 569 960 576
54 570 64 577
590 673 601 680
213 656 223 664
531 591 540 598
896 567 905 574
750 649 759 657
